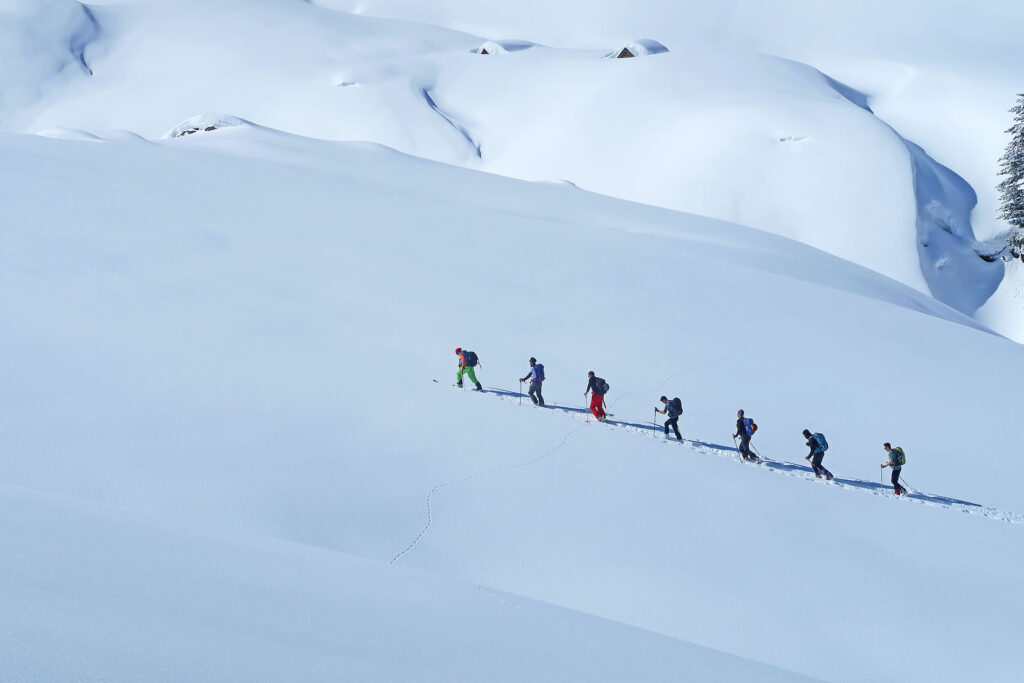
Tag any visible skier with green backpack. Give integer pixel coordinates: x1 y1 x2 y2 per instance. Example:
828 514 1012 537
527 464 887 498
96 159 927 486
881 443 908 495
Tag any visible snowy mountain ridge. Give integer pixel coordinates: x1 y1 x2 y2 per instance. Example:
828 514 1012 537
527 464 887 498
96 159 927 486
2 0 1020 329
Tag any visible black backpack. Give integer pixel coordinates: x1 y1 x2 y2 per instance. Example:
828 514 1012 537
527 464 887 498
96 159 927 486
670 397 683 414
597 378 610 394
463 350 478 367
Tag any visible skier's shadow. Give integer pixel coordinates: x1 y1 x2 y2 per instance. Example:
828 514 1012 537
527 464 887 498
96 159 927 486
486 387 602 416
486 387 981 509
755 458 980 508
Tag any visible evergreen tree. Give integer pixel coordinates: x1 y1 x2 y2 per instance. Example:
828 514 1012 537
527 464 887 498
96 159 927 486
997 93 1024 255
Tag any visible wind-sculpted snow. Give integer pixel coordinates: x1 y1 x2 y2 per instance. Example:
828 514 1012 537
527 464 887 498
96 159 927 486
0 0 1016 326
904 140 1003 314
0 0 98 125
821 77 1003 315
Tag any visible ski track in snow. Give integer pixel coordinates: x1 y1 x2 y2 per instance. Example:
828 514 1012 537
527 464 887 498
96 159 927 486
393 350 1020 567
389 420 588 565
484 388 1024 526
390 352 739 565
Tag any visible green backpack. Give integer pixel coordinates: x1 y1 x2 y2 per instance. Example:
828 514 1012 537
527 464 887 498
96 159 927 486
893 447 906 466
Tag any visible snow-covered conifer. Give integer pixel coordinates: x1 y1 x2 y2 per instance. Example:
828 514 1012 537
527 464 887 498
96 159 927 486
997 93 1024 256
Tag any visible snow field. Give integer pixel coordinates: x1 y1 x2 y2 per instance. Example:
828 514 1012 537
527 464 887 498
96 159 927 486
2 125 1023 679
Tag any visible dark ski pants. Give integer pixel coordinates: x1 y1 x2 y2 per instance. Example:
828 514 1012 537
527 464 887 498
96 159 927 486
528 380 544 406
810 451 832 478
737 434 754 459
589 393 606 420
891 468 906 494
664 416 681 440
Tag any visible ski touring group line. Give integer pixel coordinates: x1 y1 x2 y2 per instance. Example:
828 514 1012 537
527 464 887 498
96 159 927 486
454 348 913 496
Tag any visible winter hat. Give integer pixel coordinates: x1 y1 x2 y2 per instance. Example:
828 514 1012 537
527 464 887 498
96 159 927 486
455 347 462 354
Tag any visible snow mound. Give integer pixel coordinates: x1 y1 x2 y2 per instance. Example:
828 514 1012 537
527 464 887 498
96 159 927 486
34 127 147 143
607 38 669 58
473 39 536 55
163 114 253 139
35 127 102 142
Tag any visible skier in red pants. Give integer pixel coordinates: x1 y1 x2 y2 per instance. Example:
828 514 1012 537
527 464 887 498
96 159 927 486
584 371 609 421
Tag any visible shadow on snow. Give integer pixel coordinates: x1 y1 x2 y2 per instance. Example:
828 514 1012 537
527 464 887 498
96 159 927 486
482 385 981 510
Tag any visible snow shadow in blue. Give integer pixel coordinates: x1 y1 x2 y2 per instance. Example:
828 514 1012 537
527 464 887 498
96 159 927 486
485 387 599 416
485 386 982 510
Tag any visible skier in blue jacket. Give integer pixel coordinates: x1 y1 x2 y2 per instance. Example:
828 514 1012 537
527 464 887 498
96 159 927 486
520 357 545 406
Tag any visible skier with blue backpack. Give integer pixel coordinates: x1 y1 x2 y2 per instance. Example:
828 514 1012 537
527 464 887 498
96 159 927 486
802 429 833 480
732 410 760 462
520 357 545 406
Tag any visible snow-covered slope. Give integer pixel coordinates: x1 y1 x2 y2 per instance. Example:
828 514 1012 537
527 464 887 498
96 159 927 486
3 482 812 682
1 0 1014 323
3 1 1023 680
327 0 1024 242
2 124 1023 680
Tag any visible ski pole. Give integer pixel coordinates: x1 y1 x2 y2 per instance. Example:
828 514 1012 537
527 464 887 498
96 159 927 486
519 379 522 406
899 474 913 491
653 408 657 437
752 443 764 462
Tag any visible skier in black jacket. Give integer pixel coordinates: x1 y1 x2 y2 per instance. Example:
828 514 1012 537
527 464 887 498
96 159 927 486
656 396 683 441
584 371 608 421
